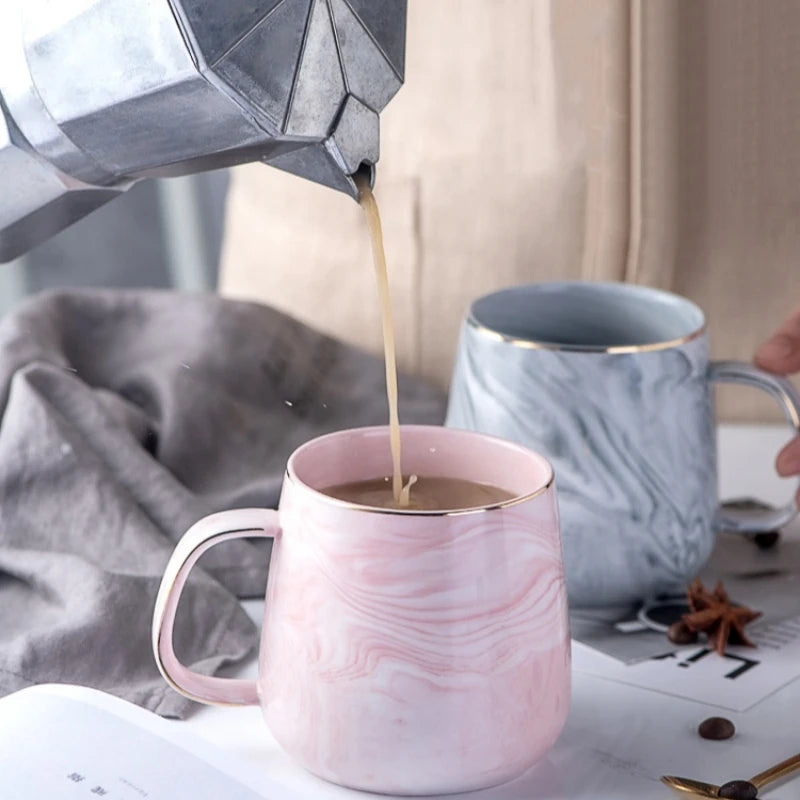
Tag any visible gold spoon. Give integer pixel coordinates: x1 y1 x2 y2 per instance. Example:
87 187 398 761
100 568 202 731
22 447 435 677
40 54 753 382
661 776 719 797
662 751 800 798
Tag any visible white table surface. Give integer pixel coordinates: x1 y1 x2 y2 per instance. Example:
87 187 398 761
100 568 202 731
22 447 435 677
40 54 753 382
178 424 800 799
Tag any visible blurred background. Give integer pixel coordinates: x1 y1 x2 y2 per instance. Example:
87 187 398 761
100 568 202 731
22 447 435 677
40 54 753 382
0 171 230 315
4 0 800 422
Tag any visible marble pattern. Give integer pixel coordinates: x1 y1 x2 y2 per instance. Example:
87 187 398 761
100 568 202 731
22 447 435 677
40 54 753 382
259 462 570 794
154 427 570 795
447 324 718 607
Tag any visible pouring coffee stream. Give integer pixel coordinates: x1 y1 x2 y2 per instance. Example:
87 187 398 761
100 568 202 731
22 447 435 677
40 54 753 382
354 171 415 507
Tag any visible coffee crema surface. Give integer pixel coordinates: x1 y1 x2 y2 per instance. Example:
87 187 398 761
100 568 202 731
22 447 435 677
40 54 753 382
320 476 516 511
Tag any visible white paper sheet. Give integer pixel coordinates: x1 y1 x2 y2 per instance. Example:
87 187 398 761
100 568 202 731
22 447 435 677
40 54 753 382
1 684 665 800
573 615 800 711
0 685 304 800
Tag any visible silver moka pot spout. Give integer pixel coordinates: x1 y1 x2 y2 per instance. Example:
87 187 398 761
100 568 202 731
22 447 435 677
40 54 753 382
0 0 407 262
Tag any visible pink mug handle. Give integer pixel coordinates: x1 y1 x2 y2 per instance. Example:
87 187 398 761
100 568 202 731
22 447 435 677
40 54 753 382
151 508 279 706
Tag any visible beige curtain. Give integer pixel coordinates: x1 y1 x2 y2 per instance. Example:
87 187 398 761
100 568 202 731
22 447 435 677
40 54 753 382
220 0 800 422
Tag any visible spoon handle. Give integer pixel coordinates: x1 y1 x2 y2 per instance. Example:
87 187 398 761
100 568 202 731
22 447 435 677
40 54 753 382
750 751 800 789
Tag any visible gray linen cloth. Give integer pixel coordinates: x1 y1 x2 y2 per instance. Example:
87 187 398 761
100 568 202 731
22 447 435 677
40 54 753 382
0 290 445 717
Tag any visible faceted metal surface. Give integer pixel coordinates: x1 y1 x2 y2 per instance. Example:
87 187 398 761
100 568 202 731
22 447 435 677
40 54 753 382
329 96 379 175
0 101 126 262
342 0 406 79
284 0 345 136
329 0 402 113
265 142 354 195
0 0 406 260
179 0 286 65
212 0 314 131
192 0 406 138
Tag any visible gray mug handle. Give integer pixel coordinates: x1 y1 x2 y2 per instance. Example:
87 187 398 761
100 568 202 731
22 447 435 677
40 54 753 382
709 360 800 532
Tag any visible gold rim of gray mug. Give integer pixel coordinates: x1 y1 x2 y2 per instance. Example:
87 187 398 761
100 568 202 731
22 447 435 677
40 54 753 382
284 469 555 517
466 315 707 354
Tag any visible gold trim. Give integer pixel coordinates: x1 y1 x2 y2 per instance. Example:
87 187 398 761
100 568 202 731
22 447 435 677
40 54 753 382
284 469 555 517
466 314 707 354
777 383 800 430
777 385 800 430
152 523 266 708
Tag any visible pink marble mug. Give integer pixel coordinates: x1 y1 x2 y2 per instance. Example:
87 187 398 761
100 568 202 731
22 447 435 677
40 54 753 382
152 425 570 795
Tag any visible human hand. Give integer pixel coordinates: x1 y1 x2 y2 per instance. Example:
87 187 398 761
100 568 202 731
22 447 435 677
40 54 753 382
755 306 800 489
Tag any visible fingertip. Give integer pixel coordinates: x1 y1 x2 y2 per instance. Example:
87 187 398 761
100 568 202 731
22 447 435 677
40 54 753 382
776 435 800 476
755 335 796 373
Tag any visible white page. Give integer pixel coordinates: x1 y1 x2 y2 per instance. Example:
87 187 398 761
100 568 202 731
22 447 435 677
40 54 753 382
573 616 800 711
1 684 662 800
0 684 305 800
6 682 733 800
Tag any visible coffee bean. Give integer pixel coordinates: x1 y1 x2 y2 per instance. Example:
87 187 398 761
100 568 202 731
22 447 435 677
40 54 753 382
718 779 757 800
753 530 780 550
722 500 781 549
698 716 735 740
668 620 698 645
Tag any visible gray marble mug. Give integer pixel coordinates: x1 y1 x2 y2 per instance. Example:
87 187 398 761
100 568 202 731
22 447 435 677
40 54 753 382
446 282 800 607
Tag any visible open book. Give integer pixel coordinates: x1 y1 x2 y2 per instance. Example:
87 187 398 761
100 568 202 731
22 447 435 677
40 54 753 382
0 684 301 800
0 682 670 799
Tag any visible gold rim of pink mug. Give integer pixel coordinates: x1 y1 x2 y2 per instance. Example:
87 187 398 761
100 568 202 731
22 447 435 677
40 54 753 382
466 314 708 354
153 523 266 707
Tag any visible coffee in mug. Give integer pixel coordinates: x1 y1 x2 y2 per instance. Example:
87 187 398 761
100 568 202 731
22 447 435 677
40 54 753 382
320 475 515 510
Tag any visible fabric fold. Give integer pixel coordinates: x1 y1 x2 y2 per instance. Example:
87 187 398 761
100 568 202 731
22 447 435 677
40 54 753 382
0 289 445 717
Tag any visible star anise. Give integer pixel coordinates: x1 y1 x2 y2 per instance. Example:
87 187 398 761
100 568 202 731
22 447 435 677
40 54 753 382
681 579 762 656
